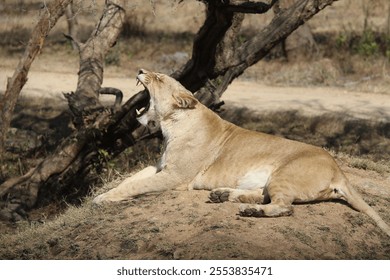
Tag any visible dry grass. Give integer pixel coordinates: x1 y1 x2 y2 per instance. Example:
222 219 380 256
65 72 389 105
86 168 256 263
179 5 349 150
333 152 390 174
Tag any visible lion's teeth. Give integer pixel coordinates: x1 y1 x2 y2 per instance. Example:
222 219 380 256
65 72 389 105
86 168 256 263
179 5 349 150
136 78 141 86
136 107 145 116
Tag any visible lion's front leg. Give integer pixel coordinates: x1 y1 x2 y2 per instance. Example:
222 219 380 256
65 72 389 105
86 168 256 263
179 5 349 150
123 165 158 182
93 168 183 204
93 166 157 204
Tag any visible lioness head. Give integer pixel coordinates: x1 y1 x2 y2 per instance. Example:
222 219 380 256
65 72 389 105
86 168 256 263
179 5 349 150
135 69 198 129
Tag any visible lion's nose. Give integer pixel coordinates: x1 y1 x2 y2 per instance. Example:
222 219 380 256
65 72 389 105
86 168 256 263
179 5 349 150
138 69 147 75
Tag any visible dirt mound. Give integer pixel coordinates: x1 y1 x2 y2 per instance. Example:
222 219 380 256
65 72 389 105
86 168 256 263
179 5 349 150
0 155 389 260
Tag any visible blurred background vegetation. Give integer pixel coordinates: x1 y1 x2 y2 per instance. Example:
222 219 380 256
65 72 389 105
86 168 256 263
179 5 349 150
0 0 390 92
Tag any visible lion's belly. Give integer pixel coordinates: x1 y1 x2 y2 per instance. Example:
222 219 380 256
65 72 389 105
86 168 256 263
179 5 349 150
189 165 272 191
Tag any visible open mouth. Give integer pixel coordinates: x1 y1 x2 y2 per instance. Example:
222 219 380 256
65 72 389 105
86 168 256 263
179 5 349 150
135 100 150 117
135 76 150 117
136 77 142 87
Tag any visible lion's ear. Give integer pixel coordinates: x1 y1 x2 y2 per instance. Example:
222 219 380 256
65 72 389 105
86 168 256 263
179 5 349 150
172 91 198 109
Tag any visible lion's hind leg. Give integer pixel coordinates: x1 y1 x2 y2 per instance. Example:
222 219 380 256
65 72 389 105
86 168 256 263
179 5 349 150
208 168 270 203
209 188 265 204
239 202 294 217
239 191 294 217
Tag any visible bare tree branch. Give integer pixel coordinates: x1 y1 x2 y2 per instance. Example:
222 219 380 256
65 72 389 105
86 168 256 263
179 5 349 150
221 0 279 14
0 0 72 169
99 87 124 110
191 0 338 104
65 2 79 50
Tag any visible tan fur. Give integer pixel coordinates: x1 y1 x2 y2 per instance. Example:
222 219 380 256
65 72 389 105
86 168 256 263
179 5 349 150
94 69 390 237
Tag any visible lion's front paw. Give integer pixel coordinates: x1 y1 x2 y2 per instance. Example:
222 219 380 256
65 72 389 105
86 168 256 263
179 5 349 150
209 189 230 203
92 193 116 205
92 191 132 205
92 194 106 205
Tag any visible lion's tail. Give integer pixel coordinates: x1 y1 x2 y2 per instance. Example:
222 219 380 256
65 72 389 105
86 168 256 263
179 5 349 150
342 183 390 237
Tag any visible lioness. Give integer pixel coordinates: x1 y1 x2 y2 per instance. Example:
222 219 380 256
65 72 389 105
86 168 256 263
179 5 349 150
94 69 390 237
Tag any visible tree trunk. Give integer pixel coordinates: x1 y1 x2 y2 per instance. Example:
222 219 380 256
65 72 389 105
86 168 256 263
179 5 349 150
0 0 126 220
0 0 338 221
64 0 125 128
0 0 72 173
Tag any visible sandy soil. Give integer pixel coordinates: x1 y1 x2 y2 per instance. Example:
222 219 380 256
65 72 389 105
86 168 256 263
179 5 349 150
87 160 390 260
